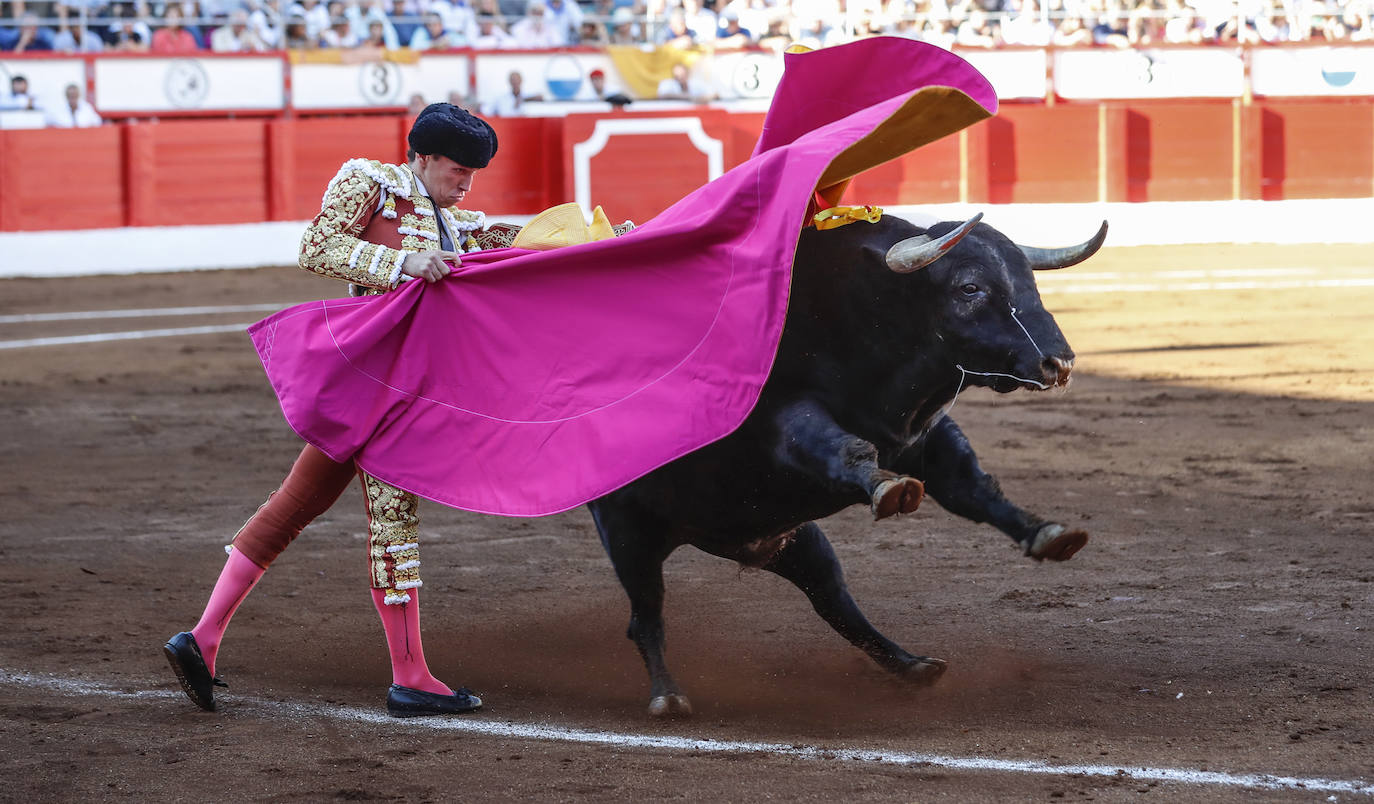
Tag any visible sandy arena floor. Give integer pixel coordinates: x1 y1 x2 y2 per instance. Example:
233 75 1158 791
0 243 1371 802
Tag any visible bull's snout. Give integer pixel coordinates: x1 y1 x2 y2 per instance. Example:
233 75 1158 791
1042 355 1074 388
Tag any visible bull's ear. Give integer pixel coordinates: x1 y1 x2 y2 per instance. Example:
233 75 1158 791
885 213 982 274
1020 221 1108 270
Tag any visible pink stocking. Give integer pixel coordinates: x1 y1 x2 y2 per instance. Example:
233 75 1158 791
189 548 266 677
371 587 451 695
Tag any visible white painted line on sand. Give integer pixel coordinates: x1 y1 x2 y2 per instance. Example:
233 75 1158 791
0 304 285 324
2 669 1370 797
0 324 251 350
1040 277 1374 295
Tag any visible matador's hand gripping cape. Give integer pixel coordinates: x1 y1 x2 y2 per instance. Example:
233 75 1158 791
248 38 998 516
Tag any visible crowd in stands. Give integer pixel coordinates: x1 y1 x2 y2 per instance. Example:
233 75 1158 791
1 0 1370 56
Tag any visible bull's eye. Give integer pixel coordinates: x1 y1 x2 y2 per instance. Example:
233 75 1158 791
960 283 980 296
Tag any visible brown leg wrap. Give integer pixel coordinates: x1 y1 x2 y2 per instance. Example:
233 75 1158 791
230 445 357 569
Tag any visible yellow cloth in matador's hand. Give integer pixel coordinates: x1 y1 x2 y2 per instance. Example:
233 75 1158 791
511 203 618 250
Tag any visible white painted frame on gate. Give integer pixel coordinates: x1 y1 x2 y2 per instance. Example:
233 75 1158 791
571 117 724 213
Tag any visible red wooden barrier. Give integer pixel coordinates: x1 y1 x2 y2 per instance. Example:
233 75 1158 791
1119 101 1237 203
2 99 1373 234
1254 98 1374 201
0 126 124 231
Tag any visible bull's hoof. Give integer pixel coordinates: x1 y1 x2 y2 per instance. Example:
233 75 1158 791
647 693 693 718
896 656 948 685
872 477 924 520
1025 524 1088 562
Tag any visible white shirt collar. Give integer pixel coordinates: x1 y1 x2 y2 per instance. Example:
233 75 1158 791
407 165 431 201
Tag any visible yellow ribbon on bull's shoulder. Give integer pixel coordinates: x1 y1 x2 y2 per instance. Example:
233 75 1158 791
510 202 620 250
813 205 883 230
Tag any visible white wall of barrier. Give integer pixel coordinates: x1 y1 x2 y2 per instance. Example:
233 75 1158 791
2 44 1373 121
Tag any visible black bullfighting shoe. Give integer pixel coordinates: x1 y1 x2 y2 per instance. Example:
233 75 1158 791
162 631 226 712
386 684 483 718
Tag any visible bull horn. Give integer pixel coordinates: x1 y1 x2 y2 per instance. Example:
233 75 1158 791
885 213 984 274
1019 221 1109 271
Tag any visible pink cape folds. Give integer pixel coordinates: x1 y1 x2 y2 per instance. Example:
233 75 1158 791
248 38 997 516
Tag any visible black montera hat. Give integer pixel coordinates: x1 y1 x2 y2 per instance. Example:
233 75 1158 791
408 103 498 169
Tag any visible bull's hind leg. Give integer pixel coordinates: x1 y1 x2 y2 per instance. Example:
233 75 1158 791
587 500 692 718
774 398 923 520
897 416 1087 561
761 522 946 683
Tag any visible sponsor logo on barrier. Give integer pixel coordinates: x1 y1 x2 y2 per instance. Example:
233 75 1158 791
1320 51 1357 87
358 61 403 104
728 53 781 99
544 54 584 101
164 59 211 108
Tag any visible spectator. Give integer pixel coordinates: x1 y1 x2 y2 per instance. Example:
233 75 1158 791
1187 0 1236 40
431 0 478 40
52 19 107 51
288 0 331 38
471 15 516 44
1000 0 1055 44
55 0 113 23
360 16 389 44
1162 0 1205 40
607 6 639 41
105 3 152 50
406 91 426 116
794 15 843 47
682 0 718 41
1125 0 1167 44
715 7 753 44
652 8 695 46
45 82 102 127
577 66 608 99
410 11 466 46
2 13 56 51
0 75 39 110
1347 5 1373 40
1053 11 1094 43
346 0 401 47
956 7 998 45
576 17 609 43
726 0 771 38
543 0 582 43
481 69 540 115
756 15 791 49
319 13 358 44
246 0 283 46
198 0 241 21
655 61 709 100
510 0 561 45
282 14 316 45
151 4 201 51
211 8 269 50
1091 4 1132 46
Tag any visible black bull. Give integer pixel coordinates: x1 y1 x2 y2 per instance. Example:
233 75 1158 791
587 214 1108 717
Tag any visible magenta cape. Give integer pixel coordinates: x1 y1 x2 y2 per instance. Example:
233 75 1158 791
249 38 996 516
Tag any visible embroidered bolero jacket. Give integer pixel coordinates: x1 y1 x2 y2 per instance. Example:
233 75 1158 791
298 159 498 292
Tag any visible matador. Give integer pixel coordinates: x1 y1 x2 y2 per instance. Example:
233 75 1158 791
164 103 517 718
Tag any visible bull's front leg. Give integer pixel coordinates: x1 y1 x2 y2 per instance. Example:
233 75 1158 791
773 398 924 519
896 416 1087 561
587 499 693 718
762 521 946 683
